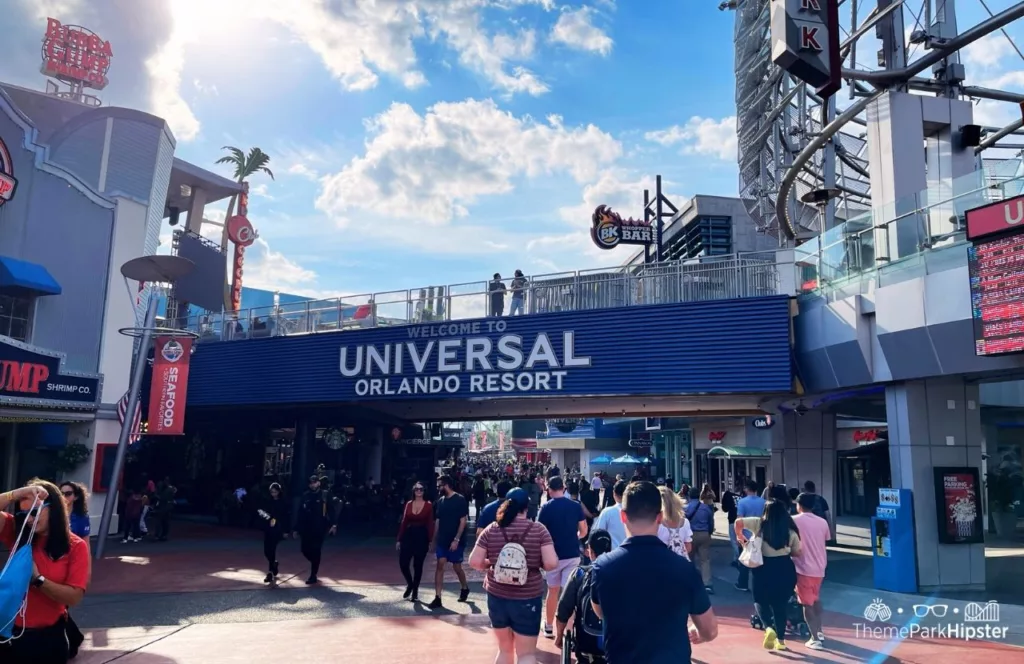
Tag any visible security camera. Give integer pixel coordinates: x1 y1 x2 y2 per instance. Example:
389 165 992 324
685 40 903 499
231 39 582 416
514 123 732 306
794 403 809 416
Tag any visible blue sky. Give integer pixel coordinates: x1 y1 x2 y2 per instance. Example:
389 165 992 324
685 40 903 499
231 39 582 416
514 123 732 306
4 0 1024 311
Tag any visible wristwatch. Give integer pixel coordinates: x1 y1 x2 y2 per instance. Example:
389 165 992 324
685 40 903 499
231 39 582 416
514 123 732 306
32 575 45 588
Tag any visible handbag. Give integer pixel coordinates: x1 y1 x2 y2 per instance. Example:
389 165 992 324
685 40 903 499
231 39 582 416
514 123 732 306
66 613 85 657
738 534 763 568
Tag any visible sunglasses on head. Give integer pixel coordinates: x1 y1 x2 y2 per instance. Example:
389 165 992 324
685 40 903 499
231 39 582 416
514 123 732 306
16 503 50 517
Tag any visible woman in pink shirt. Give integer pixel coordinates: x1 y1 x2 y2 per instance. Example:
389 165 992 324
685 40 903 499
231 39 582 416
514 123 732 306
793 493 831 650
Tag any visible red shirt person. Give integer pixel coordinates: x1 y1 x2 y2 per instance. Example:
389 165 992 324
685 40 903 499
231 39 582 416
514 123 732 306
0 480 90 663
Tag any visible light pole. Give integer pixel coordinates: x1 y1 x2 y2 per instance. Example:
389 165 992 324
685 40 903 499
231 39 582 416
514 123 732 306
94 255 195 559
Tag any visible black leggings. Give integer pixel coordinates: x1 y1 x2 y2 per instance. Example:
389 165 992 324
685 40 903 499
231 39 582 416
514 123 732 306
399 526 429 592
263 531 282 574
300 533 325 577
0 619 70 664
752 556 797 642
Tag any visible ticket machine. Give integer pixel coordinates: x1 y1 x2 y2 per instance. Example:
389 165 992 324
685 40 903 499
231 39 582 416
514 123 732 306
871 488 918 593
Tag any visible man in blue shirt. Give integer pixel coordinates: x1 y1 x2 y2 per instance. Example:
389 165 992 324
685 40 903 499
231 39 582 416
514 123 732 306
475 480 511 533
538 475 588 638
594 480 628 548
590 481 718 663
735 478 766 591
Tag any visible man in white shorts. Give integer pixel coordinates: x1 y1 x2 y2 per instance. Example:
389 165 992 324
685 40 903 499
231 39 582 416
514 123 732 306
537 476 588 638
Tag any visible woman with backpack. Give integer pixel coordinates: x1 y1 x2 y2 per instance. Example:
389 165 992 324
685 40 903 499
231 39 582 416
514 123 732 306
657 487 693 559
734 490 803 652
469 487 558 664
685 487 715 593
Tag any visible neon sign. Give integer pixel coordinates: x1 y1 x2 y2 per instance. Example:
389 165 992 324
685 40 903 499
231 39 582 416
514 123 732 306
0 137 16 207
41 18 113 90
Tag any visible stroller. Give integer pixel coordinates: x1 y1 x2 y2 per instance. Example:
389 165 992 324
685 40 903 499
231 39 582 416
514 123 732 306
749 593 811 639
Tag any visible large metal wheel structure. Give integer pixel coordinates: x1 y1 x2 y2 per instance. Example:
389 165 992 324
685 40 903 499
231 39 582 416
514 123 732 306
729 0 1024 242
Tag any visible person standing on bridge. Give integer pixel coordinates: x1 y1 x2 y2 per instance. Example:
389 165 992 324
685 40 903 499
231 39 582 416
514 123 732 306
489 273 507 316
509 269 528 315
293 475 338 585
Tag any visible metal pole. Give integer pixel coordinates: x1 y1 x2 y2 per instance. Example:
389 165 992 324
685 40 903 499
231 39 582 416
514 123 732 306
94 293 159 560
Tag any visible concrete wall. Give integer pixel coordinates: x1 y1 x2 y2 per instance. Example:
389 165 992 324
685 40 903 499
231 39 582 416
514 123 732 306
0 94 116 373
796 245 1024 393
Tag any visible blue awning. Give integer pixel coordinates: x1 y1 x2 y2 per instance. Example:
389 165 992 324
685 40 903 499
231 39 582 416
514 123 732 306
0 256 62 295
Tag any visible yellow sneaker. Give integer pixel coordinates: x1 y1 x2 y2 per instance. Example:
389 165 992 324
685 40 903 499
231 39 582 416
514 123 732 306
774 641 788 651
762 628 778 650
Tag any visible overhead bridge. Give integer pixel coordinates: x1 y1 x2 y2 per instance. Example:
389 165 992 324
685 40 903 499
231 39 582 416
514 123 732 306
182 254 799 421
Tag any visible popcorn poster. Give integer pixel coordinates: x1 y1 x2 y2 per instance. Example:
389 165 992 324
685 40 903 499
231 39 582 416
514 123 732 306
935 468 983 543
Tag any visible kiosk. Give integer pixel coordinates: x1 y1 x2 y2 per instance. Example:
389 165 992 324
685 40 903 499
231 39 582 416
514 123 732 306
871 488 918 593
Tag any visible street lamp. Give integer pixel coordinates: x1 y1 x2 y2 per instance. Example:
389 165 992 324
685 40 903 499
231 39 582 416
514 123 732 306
94 254 195 559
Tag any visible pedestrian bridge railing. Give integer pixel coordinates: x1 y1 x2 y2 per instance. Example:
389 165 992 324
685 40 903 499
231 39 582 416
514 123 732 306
180 253 789 343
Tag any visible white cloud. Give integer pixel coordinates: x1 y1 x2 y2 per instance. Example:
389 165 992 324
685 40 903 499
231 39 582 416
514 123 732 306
426 1 549 96
964 34 1014 69
316 98 622 226
250 183 275 200
550 7 612 56
645 116 738 161
241 238 318 293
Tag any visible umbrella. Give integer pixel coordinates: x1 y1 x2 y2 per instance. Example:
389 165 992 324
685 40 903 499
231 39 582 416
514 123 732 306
636 457 654 465
611 454 642 464
591 454 613 464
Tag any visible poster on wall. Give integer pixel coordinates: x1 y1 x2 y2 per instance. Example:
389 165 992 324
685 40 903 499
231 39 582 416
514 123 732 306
147 336 193 435
933 467 985 544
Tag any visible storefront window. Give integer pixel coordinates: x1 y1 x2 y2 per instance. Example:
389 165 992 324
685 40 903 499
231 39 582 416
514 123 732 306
0 294 32 341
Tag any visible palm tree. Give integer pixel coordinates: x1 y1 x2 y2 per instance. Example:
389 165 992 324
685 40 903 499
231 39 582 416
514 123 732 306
215 146 274 250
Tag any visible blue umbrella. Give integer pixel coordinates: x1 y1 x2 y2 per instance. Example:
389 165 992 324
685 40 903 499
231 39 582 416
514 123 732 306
611 454 642 464
591 455 613 464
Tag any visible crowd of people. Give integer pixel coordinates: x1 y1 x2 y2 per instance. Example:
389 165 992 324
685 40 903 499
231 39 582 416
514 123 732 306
393 459 833 663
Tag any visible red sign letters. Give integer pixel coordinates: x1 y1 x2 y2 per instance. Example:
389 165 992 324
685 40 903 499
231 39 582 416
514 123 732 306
965 194 1024 241
708 431 727 442
147 337 192 436
0 361 50 394
41 18 113 90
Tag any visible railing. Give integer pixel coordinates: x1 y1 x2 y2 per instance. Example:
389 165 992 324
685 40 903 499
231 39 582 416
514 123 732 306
796 156 1024 296
181 253 786 343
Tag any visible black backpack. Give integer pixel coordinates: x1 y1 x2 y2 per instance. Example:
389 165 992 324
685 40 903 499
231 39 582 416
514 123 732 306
574 566 605 648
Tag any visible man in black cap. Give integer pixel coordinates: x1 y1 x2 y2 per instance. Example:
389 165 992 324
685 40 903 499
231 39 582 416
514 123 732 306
292 475 338 584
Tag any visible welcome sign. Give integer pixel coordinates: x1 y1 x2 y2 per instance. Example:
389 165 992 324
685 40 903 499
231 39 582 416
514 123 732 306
186 297 796 407
340 319 591 397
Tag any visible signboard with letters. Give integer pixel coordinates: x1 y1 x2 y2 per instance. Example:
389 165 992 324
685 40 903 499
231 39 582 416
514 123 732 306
148 337 193 435
770 0 841 96
0 337 100 408
0 137 17 207
590 205 654 250
751 415 775 429
41 18 113 90
933 467 984 544
878 488 900 507
966 195 1024 355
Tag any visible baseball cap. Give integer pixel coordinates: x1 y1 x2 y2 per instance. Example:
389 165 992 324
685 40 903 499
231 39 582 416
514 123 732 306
506 487 529 507
547 476 565 491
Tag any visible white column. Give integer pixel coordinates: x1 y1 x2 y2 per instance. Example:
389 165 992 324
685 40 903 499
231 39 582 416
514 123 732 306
184 186 208 234
886 377 985 591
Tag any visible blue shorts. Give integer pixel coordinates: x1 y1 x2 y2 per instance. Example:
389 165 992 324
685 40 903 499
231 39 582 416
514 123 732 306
487 593 543 636
437 542 465 564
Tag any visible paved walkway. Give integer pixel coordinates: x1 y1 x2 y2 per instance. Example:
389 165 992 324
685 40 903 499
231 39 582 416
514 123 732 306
73 524 1022 663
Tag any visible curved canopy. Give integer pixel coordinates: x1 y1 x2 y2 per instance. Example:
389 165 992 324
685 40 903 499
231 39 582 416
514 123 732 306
707 446 771 459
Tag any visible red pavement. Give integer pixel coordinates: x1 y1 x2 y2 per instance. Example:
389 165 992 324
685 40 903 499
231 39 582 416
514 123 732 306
91 543 484 594
78 607 1020 664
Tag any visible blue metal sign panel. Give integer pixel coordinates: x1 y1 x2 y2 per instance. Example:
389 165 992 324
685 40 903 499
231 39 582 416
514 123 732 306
187 297 794 407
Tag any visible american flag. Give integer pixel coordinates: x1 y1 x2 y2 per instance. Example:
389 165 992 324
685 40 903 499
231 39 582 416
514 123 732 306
117 390 142 444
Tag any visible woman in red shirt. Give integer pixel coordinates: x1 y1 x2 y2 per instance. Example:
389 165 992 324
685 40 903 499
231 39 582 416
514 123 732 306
0 479 91 664
396 482 434 602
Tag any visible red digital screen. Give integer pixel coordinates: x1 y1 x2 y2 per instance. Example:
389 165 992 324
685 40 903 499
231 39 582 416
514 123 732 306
969 233 1024 355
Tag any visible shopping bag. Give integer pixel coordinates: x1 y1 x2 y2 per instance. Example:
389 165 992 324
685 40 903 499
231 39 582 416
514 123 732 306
738 535 763 568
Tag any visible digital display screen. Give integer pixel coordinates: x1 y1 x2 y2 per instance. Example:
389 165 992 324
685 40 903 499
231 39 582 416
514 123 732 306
969 234 1024 355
